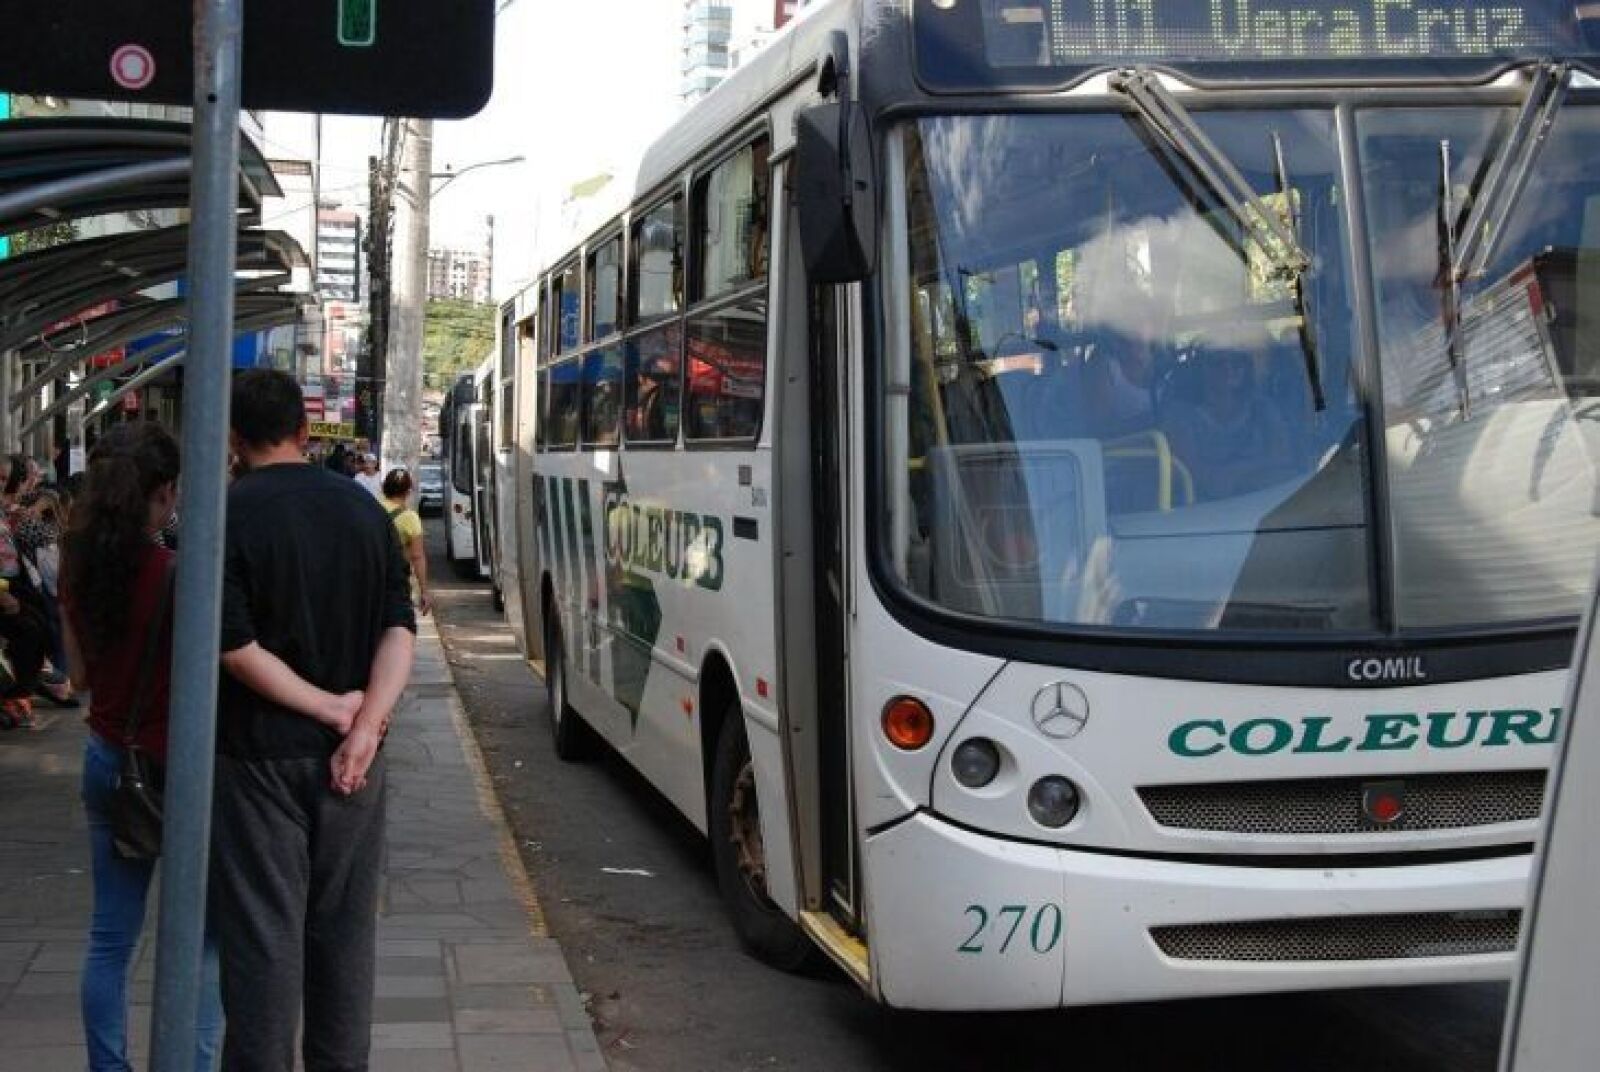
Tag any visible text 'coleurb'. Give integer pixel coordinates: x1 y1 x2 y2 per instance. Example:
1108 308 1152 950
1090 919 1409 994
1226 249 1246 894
1169 709 1561 757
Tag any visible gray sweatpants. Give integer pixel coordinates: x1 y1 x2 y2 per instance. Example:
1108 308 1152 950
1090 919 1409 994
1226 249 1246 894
210 752 387 1072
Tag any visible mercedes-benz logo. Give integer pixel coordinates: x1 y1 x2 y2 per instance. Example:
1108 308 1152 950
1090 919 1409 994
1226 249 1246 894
1031 681 1090 740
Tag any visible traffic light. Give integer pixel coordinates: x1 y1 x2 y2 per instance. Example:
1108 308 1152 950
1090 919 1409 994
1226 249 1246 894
0 1 493 118
338 0 377 48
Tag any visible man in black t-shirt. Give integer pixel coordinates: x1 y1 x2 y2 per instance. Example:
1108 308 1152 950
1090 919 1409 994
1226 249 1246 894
212 370 416 1072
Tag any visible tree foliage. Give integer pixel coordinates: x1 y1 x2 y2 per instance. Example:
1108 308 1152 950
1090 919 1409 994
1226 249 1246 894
10 220 78 256
423 299 495 386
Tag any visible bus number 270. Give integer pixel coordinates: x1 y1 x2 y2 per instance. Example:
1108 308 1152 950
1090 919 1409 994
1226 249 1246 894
958 903 1064 955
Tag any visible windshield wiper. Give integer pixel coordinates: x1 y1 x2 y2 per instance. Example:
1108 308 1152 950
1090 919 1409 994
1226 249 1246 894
1272 131 1326 412
1436 61 1571 418
1109 68 1309 273
1109 68 1324 409
1456 61 1571 281
1437 139 1472 417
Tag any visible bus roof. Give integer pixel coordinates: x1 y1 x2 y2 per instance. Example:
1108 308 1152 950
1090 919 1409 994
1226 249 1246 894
632 0 855 199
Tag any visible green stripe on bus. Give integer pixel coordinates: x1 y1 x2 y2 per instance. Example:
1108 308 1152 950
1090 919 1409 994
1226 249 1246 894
560 476 584 680
600 471 661 730
578 478 601 684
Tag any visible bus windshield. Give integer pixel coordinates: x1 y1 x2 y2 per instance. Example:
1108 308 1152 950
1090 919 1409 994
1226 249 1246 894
891 103 1600 636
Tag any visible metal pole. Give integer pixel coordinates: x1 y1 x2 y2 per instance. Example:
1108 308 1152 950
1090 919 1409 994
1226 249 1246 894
0 349 13 452
149 0 243 1067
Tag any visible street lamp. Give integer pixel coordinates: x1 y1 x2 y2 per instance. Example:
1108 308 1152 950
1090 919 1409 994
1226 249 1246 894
430 155 525 304
430 154 526 195
369 147 523 470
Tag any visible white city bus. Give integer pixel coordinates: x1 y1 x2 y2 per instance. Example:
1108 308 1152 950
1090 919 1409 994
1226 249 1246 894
439 371 483 579
497 0 1600 1010
471 356 500 590
495 294 535 642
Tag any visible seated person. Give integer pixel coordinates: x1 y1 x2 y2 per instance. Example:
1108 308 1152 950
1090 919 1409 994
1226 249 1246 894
1161 347 1297 501
1084 332 1158 439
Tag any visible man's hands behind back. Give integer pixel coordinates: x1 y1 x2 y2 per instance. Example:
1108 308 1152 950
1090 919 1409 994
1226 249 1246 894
331 723 382 796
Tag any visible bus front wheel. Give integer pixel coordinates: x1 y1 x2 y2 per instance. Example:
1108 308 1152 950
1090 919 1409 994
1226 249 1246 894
710 709 815 973
544 615 594 762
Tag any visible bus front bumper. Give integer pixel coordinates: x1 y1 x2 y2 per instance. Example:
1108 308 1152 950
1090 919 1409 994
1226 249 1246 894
863 812 1528 1011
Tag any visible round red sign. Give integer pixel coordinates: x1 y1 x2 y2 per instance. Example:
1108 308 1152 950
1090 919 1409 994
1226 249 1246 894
110 44 156 91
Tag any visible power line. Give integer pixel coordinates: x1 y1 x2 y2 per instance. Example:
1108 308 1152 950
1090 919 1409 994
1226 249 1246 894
257 182 372 226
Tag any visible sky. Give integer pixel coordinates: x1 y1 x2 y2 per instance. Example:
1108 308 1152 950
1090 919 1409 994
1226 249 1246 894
320 0 685 302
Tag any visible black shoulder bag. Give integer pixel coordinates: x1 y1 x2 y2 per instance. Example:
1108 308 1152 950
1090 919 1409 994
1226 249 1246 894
110 565 175 861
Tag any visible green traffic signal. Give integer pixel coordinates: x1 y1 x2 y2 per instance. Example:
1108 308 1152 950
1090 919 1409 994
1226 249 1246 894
338 0 377 48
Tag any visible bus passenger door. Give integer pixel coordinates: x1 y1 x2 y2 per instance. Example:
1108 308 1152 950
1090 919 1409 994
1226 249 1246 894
775 177 860 945
474 401 497 583
449 404 477 566
811 285 858 931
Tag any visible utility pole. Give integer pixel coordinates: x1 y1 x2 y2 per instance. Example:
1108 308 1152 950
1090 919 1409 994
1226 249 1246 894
362 154 384 445
381 117 431 473
361 117 401 448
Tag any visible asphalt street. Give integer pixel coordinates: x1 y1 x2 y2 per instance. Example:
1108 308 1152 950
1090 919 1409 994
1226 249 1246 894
425 522 1509 1072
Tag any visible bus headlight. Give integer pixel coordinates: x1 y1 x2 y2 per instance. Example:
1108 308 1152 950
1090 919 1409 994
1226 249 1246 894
1027 776 1080 828
950 738 1001 788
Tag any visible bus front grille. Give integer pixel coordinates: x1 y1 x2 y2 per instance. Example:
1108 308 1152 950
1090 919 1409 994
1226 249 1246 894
1137 770 1545 835
1151 910 1521 963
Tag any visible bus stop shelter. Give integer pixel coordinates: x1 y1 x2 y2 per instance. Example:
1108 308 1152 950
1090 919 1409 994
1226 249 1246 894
0 117 303 448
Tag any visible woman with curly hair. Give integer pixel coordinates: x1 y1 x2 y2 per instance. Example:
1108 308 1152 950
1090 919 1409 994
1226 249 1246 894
58 423 223 1071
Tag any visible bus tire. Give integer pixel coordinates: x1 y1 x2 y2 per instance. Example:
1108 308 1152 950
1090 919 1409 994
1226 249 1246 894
710 708 816 973
492 584 505 613
544 615 594 762
452 555 480 581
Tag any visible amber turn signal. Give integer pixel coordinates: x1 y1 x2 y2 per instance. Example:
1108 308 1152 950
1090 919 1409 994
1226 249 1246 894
882 696 935 751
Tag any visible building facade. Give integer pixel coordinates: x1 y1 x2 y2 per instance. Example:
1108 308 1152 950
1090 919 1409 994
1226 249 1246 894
681 0 808 105
680 0 735 104
316 205 366 396
260 111 323 380
317 205 363 303
427 247 492 305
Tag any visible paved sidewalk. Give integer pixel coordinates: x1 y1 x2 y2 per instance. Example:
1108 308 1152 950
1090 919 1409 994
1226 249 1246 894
0 619 605 1071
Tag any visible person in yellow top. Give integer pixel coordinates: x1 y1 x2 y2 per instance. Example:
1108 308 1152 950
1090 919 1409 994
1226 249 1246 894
382 468 431 616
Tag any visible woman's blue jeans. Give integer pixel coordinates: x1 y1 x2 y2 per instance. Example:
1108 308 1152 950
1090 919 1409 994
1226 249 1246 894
80 733 222 1072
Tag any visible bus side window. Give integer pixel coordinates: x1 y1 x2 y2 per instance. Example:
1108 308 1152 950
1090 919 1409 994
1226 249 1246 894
553 262 582 354
632 197 683 324
547 358 580 449
536 368 549 452
685 297 766 442
683 135 771 444
693 139 770 303
588 236 623 340
581 346 624 447
625 322 683 445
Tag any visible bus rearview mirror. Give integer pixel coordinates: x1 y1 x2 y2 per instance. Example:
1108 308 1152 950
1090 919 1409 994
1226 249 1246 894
794 103 877 285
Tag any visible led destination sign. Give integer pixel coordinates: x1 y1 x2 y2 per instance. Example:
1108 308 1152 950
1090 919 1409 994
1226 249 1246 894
914 0 1600 89
1045 0 1576 61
